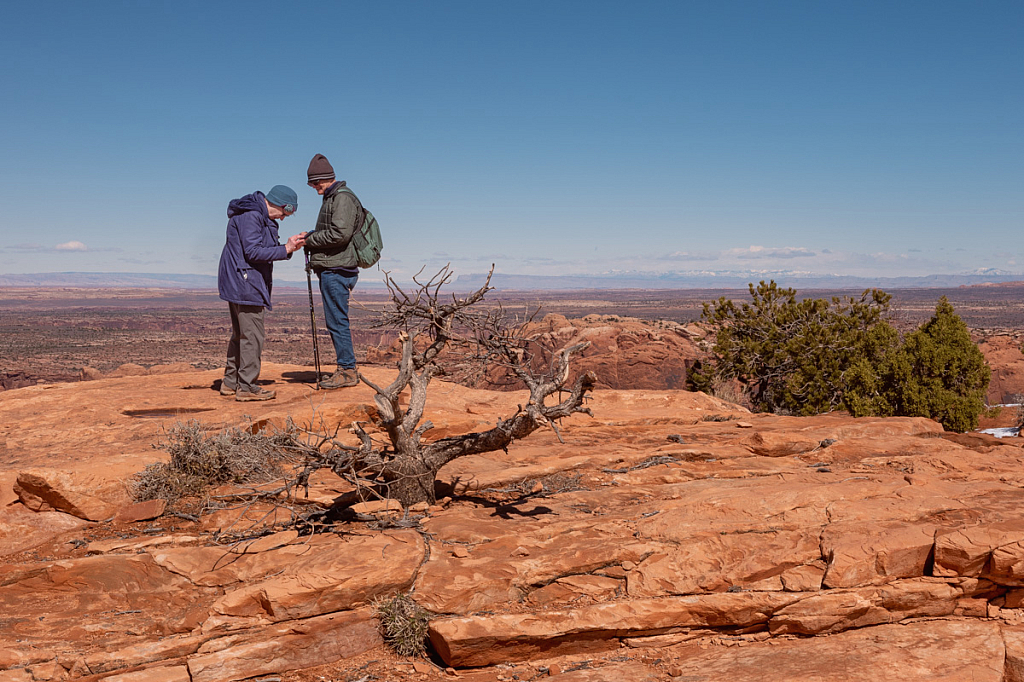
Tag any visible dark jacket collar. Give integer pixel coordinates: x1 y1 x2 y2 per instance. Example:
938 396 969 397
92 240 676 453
324 180 347 198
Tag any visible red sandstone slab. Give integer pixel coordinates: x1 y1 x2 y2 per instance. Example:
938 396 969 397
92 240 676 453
187 609 380 682
934 523 1024 577
667 619 1003 681
428 592 800 667
769 578 972 636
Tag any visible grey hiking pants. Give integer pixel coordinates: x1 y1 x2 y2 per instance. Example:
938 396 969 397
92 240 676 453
223 302 265 392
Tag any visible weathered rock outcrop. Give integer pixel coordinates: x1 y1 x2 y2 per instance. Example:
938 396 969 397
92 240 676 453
519 313 705 390
3 363 1024 681
981 334 1024 405
366 313 707 391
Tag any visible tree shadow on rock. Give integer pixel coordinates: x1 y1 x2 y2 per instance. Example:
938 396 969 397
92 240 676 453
456 493 556 520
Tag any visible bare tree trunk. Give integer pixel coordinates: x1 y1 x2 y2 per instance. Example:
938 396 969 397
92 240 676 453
337 266 596 507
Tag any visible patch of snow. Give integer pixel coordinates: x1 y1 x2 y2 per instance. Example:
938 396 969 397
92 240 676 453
979 427 1021 439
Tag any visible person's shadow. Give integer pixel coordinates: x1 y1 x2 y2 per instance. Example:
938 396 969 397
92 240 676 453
281 370 322 385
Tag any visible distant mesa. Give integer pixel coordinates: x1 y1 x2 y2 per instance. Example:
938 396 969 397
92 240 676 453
962 280 1024 289
452 271 1024 291
0 271 382 290
0 272 221 288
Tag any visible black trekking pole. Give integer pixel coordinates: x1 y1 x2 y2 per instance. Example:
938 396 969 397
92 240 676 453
304 250 322 390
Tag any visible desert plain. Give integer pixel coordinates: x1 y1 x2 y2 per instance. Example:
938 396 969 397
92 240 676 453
3 283 1024 681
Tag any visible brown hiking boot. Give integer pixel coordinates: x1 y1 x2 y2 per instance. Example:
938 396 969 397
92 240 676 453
219 384 236 396
235 386 276 402
320 368 359 390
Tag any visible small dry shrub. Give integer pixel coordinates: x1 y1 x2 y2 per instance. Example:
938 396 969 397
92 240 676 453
373 593 434 657
130 419 299 504
491 472 584 498
701 413 735 422
532 471 584 495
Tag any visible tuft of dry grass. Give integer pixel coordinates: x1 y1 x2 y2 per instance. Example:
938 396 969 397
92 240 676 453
488 472 585 499
537 471 585 494
373 593 434 657
129 419 300 504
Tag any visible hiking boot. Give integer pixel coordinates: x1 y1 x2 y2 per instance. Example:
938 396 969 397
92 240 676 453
320 368 359 390
219 384 236 396
235 386 276 402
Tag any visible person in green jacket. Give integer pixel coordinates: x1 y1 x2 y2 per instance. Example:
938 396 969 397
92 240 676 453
304 153 361 389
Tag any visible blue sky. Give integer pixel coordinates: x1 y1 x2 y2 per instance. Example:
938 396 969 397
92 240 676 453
1 1 1021 281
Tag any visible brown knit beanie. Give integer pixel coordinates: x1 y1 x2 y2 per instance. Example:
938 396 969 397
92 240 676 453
307 154 335 182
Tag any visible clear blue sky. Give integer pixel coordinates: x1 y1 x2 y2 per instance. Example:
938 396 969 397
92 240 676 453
1 1 1021 281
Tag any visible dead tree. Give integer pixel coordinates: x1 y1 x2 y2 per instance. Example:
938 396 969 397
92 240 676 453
319 265 596 507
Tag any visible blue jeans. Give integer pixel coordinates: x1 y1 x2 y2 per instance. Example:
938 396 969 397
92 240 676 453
318 270 358 369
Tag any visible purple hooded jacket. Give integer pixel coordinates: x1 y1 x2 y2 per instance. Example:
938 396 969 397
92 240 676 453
217 191 290 309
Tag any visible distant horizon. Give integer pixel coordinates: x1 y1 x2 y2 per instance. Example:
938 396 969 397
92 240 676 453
3 268 1023 292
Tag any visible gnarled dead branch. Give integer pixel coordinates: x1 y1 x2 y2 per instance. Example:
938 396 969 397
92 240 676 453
334 264 596 506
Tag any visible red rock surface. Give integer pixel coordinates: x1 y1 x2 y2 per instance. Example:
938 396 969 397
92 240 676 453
2 362 1024 681
981 334 1024 405
366 313 707 391
521 313 705 390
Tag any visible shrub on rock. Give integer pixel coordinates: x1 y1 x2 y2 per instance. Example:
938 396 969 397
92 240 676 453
693 285 990 432
690 281 897 416
374 593 434 656
862 296 991 432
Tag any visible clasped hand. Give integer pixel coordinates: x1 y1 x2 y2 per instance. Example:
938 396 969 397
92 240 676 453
285 232 308 254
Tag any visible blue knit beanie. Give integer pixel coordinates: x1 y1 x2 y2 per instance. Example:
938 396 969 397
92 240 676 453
265 185 298 214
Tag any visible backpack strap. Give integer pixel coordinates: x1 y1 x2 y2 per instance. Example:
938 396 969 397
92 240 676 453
335 186 366 232
336 186 363 211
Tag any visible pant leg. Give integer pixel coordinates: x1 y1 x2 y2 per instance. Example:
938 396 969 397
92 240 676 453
318 270 358 369
223 303 242 390
233 303 266 391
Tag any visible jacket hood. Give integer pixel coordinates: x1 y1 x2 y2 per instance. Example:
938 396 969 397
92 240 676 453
227 191 268 219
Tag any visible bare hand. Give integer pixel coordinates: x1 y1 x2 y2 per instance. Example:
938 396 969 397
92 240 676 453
285 233 306 254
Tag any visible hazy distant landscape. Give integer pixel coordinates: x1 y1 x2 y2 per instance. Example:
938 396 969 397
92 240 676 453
2 283 1022 388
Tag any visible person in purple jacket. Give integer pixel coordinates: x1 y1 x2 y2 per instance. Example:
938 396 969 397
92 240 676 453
217 185 306 401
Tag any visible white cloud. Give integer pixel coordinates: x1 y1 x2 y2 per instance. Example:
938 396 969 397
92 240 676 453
55 240 88 251
726 246 816 260
867 252 910 262
657 251 719 262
